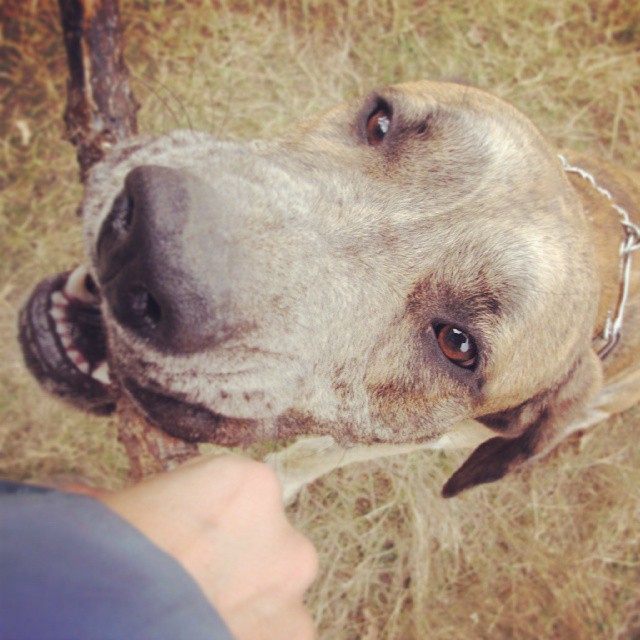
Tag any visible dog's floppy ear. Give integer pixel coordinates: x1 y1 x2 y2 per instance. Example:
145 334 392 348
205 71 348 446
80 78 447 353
442 350 602 498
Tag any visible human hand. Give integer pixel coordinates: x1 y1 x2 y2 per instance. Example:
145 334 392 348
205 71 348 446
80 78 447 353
99 456 318 640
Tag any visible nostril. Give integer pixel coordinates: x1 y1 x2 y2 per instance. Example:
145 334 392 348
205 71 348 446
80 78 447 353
99 191 134 255
84 273 99 297
127 286 162 332
109 192 134 237
96 190 137 284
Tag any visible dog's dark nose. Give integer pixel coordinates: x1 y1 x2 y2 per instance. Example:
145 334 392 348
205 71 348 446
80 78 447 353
96 165 231 353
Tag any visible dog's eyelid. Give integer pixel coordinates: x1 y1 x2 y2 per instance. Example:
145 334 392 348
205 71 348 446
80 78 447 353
365 93 393 116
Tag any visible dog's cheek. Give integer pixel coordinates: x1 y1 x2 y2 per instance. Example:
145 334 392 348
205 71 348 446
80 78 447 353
367 378 474 444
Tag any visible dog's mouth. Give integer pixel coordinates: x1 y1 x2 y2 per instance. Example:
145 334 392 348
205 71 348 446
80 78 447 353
18 266 117 415
18 266 258 444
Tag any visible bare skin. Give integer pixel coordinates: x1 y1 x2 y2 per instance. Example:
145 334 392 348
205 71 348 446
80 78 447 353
99 456 318 640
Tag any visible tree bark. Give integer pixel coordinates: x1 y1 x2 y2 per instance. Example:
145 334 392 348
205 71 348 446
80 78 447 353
58 0 139 182
117 399 200 482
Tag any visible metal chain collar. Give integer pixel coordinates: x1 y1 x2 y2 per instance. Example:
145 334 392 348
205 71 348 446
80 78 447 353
558 153 640 359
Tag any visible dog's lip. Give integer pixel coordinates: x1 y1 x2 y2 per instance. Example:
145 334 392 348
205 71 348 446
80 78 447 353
18 268 117 415
122 377 257 445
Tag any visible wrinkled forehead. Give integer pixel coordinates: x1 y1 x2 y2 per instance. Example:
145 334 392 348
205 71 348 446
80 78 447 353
386 81 526 115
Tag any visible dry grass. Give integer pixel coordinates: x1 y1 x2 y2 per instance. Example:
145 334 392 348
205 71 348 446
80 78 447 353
1 0 639 638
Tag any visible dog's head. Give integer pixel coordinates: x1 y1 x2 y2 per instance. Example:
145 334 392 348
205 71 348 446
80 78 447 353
20 82 603 494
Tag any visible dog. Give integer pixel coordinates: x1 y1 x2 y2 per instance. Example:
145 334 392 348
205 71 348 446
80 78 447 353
19 81 640 501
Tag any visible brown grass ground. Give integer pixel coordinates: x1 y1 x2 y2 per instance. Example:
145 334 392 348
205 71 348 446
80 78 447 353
1 1 639 638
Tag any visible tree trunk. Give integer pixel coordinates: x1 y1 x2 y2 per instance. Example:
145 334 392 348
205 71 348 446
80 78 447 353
58 0 139 182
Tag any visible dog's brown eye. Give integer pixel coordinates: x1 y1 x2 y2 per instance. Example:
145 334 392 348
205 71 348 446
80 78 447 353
436 324 477 369
366 108 391 146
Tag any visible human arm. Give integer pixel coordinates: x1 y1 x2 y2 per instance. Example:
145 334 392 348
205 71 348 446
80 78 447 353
0 456 318 640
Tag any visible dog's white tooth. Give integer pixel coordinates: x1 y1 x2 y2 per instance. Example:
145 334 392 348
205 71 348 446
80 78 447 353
91 362 111 385
65 265 97 303
50 307 66 321
60 334 73 349
67 348 84 365
55 321 70 337
77 361 90 375
51 291 67 307
54 316 70 333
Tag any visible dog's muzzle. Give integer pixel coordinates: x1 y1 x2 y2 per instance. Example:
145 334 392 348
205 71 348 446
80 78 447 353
96 165 239 354
17 263 257 444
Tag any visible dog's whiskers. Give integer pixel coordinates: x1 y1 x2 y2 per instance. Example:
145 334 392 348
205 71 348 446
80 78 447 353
130 73 194 133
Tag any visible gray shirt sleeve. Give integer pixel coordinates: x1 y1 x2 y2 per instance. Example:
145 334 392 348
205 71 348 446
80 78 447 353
0 482 234 640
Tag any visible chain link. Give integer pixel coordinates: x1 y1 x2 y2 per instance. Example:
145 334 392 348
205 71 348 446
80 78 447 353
558 154 640 359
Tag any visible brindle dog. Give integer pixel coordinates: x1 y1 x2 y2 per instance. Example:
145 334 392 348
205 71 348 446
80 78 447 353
19 82 640 500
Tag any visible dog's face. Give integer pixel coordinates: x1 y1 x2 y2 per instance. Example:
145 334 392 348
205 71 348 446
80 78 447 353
20 82 604 493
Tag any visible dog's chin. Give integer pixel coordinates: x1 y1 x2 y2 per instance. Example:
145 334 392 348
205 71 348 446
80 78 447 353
18 267 117 415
